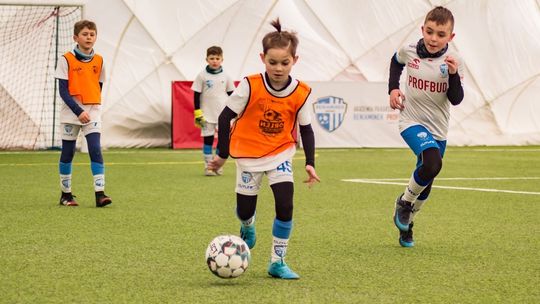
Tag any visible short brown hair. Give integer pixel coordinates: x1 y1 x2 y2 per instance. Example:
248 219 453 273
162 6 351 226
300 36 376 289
262 18 299 56
74 19 97 35
206 46 223 57
425 6 454 32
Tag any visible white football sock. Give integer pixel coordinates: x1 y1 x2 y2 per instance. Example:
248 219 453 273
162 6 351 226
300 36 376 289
93 174 105 192
60 174 72 193
402 173 427 202
204 154 213 168
411 198 427 221
270 236 289 263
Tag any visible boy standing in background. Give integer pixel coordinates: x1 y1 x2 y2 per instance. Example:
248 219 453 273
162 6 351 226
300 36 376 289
191 46 235 176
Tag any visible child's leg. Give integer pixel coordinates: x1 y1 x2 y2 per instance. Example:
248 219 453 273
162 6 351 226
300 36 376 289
235 167 263 248
266 159 298 279
203 135 215 175
59 139 77 194
267 181 299 279
85 132 105 192
412 183 432 220
59 123 81 194
237 193 257 248
58 123 81 206
269 182 294 263
396 126 442 231
86 131 111 207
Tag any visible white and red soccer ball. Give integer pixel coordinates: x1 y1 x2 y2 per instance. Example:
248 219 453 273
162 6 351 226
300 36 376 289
205 235 251 278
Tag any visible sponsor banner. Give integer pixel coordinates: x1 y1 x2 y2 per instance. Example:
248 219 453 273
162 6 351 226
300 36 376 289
172 81 405 149
306 82 406 148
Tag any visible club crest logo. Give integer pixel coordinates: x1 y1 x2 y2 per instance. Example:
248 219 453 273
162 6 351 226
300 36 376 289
94 178 104 187
241 172 253 184
62 180 70 188
439 63 448 78
417 132 428 140
313 96 347 132
273 245 287 257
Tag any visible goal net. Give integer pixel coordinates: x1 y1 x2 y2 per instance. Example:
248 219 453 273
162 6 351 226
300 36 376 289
0 3 82 150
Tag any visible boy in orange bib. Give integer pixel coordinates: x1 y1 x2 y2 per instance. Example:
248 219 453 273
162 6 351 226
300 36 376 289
209 18 320 279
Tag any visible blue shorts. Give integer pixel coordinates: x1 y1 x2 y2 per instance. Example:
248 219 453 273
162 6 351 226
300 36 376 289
401 125 447 167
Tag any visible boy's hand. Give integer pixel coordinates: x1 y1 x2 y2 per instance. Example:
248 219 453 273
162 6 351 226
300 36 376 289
78 111 90 124
208 155 226 172
444 56 458 74
194 109 206 128
303 165 321 188
389 89 405 110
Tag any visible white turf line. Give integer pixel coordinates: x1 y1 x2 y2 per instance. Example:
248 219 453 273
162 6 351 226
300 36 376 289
342 178 540 196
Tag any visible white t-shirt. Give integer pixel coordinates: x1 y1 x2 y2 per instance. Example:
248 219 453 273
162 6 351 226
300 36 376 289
395 42 464 140
54 51 106 125
191 68 235 123
226 75 312 172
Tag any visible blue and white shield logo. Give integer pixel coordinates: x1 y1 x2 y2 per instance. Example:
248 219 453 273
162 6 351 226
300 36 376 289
313 96 347 132
439 63 448 78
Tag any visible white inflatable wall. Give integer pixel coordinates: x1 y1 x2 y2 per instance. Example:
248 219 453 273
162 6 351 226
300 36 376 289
2 0 540 147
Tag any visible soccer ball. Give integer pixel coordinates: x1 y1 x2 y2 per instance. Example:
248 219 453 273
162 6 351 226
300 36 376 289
205 235 251 278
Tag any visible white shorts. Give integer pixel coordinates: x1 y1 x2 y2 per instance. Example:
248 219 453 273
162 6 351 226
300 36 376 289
201 122 217 137
235 159 294 195
61 122 101 140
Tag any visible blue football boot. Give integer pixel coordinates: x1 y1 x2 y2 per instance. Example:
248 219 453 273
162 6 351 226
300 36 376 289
393 194 414 232
399 221 415 247
240 225 256 249
268 260 300 280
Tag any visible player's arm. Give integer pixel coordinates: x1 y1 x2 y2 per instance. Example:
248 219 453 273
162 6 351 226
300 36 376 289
388 53 406 110
445 56 464 105
216 106 237 159
194 91 201 110
297 99 320 187
388 53 405 94
59 79 89 123
192 91 206 128
299 123 320 188
208 106 237 171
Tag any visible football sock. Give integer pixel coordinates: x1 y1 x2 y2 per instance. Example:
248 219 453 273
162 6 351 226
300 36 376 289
91 162 105 192
402 169 430 202
411 198 427 220
59 140 76 193
86 133 105 192
271 218 292 263
59 162 72 193
203 144 213 166
271 236 289 263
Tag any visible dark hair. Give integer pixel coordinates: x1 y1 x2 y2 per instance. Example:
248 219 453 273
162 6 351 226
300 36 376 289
425 6 454 32
206 46 223 57
261 18 298 56
74 20 97 35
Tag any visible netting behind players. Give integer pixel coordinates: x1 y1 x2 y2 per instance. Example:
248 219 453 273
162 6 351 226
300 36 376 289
0 4 81 150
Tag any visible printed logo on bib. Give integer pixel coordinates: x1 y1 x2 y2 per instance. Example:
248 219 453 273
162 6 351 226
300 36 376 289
259 109 284 136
